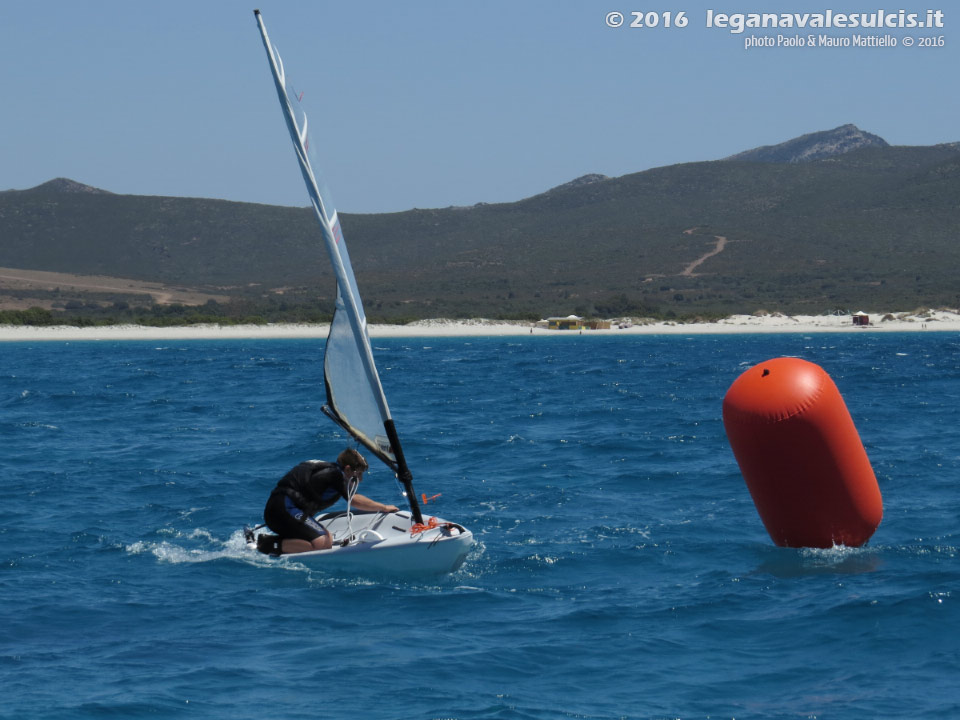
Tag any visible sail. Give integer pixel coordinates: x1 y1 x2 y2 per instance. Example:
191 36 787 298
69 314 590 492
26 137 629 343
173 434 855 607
323 230 397 467
253 11 396 469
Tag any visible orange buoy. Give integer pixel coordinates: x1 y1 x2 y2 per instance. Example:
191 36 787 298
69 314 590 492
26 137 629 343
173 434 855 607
722 357 882 548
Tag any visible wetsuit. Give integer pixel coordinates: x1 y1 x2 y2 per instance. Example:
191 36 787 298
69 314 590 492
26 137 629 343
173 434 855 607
263 461 350 542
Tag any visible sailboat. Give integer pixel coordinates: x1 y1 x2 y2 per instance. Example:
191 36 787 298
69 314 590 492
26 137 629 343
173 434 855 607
245 10 473 575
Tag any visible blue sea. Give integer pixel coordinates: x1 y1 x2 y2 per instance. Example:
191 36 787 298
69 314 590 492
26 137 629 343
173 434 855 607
2 332 958 719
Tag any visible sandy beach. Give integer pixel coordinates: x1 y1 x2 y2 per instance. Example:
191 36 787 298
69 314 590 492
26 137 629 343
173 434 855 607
1 309 958 341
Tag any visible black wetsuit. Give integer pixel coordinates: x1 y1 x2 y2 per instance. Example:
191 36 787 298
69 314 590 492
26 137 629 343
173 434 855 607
263 461 349 541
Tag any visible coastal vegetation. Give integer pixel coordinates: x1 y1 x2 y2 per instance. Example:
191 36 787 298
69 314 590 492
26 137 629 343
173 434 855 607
2 127 958 325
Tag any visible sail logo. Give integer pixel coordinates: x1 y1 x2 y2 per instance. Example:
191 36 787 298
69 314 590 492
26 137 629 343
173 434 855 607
376 436 393 457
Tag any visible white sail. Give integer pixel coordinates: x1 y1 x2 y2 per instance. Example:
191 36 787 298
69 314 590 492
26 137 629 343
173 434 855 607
253 10 397 469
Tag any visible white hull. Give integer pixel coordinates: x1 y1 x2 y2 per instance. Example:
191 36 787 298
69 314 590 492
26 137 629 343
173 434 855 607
247 510 473 576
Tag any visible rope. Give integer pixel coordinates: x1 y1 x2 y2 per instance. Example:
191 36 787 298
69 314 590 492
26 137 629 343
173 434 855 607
337 474 360 545
410 516 456 536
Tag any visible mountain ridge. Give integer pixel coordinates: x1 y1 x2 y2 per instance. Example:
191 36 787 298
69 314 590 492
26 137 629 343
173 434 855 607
723 124 889 164
2 126 959 322
9 125 894 205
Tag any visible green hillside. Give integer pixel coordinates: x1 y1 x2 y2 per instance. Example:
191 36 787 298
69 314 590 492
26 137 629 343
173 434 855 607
2 137 959 322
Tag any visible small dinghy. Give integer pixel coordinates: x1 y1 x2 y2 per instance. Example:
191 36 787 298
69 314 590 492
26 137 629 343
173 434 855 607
247 11 473 575
246 510 472 575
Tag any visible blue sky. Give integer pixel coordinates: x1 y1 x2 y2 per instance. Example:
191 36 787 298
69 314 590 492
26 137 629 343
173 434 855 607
1 1 955 213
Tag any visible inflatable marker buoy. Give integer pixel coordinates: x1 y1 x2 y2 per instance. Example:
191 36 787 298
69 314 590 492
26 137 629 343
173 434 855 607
722 357 882 548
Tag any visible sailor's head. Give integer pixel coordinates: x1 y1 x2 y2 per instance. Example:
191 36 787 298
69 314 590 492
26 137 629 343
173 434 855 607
337 447 368 480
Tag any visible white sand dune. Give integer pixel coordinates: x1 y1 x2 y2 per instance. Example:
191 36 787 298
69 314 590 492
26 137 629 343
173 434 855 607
2 309 958 341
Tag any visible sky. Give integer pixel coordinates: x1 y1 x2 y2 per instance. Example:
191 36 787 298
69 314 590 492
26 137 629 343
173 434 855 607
1 1 956 214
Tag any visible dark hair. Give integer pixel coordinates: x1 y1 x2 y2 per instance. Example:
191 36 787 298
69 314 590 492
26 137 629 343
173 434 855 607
337 448 368 471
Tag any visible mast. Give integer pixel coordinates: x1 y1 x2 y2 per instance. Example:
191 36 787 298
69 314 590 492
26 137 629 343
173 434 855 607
254 9 423 523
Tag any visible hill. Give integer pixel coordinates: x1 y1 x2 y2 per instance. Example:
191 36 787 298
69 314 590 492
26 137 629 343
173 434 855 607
2 125 959 322
724 124 888 163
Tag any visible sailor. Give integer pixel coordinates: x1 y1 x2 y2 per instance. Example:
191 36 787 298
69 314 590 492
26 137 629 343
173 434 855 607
261 448 399 554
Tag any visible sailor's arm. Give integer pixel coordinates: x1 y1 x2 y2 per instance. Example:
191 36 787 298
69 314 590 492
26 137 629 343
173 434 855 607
349 493 399 513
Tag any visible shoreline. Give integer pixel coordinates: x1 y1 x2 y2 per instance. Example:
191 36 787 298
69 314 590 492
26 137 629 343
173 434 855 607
1 309 958 341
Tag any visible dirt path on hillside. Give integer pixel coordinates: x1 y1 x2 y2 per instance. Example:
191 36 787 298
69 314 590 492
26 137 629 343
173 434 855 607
0 267 228 306
680 234 728 277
